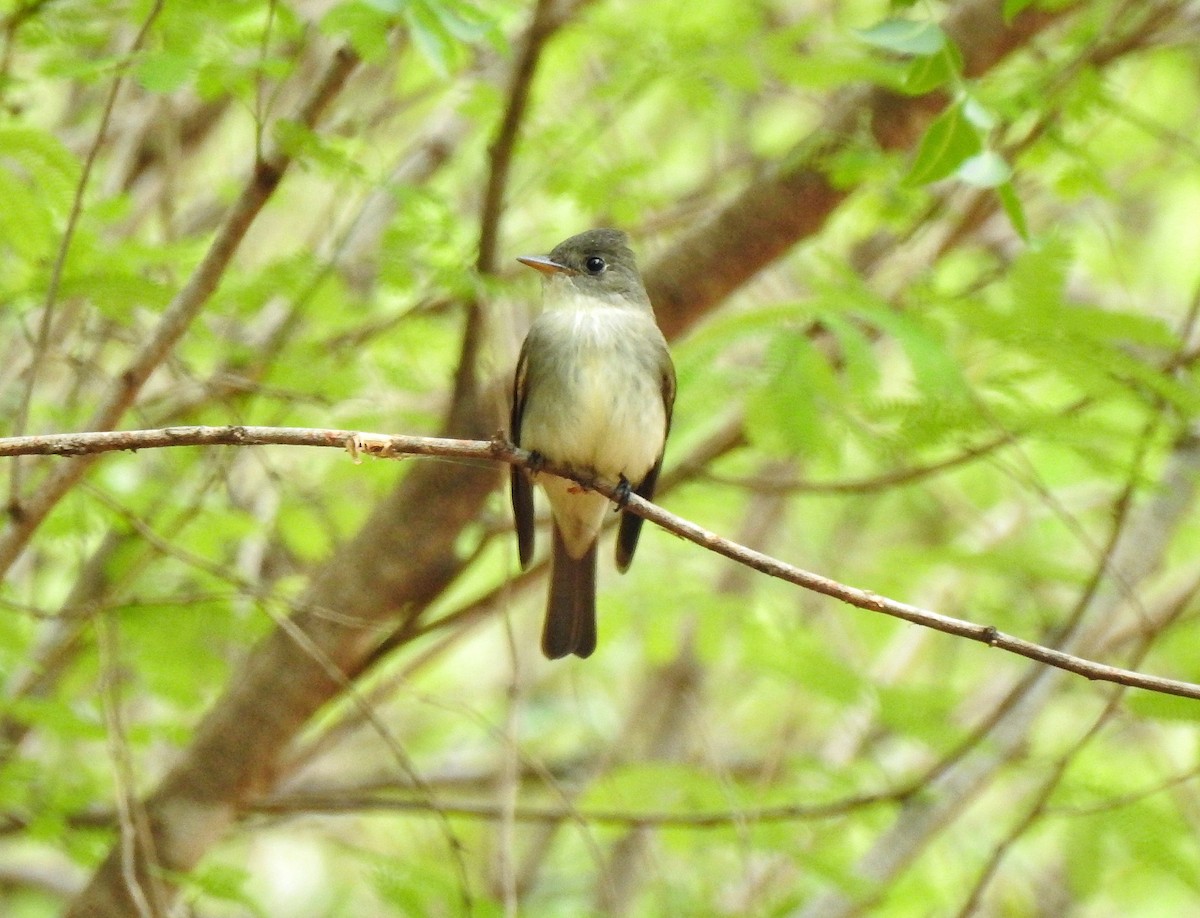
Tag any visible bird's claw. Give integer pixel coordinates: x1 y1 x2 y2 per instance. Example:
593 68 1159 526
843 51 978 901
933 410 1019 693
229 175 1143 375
613 475 633 509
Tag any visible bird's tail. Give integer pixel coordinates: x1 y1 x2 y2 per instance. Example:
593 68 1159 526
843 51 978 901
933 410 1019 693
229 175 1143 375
543 526 597 659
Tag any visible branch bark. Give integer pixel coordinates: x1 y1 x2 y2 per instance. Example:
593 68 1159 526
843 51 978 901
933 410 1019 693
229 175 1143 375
57 2 1084 912
644 0 1069 339
794 429 1200 918
4 425 1199 703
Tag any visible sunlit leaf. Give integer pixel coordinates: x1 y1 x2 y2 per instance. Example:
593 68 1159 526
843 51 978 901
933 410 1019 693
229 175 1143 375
905 100 983 185
0 169 55 258
1126 692 1200 723
6 2 1200 913
855 18 947 56
320 1 394 60
1003 0 1038 22
958 150 1012 187
903 40 963 93
136 49 195 93
746 331 840 458
405 0 460 76
998 180 1030 239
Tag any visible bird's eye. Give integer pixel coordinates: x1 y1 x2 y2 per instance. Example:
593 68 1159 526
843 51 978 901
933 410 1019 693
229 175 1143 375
584 255 606 274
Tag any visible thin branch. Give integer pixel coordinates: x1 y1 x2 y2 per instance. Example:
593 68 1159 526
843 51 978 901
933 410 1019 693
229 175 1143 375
97 617 163 918
0 425 493 460
252 789 900 828
0 0 61 103
0 779 903 839
700 431 1013 495
0 43 360 581
8 0 165 508
476 0 559 274
3 424 1200 702
644 0 1069 339
955 581 1194 917
611 467 1200 704
795 416 1200 918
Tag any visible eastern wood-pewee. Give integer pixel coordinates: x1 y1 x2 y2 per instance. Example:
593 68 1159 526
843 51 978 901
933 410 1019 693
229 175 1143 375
511 228 676 659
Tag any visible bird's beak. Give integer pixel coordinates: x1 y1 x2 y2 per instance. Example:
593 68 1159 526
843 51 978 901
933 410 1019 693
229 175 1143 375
517 255 575 276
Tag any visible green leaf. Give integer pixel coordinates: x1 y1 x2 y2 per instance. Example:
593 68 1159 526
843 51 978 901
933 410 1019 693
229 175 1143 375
757 626 867 703
997 180 1029 239
1065 814 1109 898
1126 692 1200 723
676 302 813 368
0 126 80 209
0 168 55 258
1003 0 1038 22
1008 237 1070 312
432 0 500 45
320 1 395 61
855 18 947 56
745 331 839 458
957 150 1012 188
136 49 194 93
961 94 998 130
777 48 907 91
877 684 962 743
586 763 730 811
2 697 105 741
1119 799 1200 893
867 309 969 398
271 119 364 175
183 863 262 914
904 101 983 186
816 312 882 396
903 40 963 93
1059 306 1176 349
1106 350 1200 414
405 1 459 76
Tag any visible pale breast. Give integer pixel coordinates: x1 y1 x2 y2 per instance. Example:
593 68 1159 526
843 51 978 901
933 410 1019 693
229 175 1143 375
520 307 668 484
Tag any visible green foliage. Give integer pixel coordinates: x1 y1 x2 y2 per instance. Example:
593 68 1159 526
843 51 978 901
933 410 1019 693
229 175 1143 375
0 126 79 269
322 2 403 61
905 98 985 185
747 329 842 458
1004 0 1039 20
855 17 947 56
3 0 1200 915
181 862 262 915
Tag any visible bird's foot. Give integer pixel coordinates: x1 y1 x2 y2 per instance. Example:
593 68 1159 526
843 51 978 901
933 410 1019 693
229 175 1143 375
613 475 633 509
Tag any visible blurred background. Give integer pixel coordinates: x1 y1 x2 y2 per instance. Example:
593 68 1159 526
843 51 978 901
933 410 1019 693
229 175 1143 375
2 0 1200 914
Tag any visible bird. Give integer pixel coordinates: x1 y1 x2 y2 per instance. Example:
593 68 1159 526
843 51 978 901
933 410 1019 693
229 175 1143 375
511 228 676 659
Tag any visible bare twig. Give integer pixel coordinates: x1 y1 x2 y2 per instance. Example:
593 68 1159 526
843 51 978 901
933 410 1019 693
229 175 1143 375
476 0 560 274
8 0 165 507
0 0 62 103
701 432 1013 495
953 566 1200 917
97 618 163 918
795 426 1200 918
0 43 360 581
644 0 1068 339
253 788 899 828
0 425 489 460
4 424 1200 702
